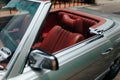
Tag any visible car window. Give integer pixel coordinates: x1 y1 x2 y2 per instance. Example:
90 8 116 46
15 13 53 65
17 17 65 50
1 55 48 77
0 0 40 70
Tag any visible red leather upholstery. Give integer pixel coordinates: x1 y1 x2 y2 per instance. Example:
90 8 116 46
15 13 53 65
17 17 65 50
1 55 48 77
60 14 89 38
61 14 83 32
33 25 84 53
58 12 97 28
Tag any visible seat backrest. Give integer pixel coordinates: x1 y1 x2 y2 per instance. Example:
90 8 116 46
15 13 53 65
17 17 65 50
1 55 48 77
38 25 84 53
60 14 89 38
61 14 83 32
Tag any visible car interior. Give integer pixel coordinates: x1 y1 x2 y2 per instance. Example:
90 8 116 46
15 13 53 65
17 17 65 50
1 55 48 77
32 9 106 54
0 9 105 70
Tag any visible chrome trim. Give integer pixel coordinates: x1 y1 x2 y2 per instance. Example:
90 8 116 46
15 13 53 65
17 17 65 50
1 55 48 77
90 18 115 34
55 34 104 66
96 18 115 31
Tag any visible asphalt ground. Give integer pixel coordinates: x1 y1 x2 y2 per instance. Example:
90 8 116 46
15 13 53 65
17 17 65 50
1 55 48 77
85 0 120 17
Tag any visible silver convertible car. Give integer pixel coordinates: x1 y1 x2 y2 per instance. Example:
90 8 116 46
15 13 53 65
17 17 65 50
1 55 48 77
0 0 120 80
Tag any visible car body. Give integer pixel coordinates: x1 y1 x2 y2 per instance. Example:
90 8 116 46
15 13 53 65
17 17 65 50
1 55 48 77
0 0 120 80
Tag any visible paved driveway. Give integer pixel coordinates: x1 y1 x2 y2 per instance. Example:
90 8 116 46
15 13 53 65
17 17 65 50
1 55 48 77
85 0 120 17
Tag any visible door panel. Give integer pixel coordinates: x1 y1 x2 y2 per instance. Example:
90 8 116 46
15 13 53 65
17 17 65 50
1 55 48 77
12 36 115 80
42 37 114 80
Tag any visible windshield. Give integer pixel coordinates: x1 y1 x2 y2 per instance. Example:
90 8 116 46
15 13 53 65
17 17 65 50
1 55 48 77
0 0 40 69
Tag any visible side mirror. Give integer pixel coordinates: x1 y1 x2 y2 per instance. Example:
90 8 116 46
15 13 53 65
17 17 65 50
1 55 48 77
28 50 59 70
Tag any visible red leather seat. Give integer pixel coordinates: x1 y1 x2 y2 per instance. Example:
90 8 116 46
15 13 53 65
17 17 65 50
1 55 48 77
61 14 83 33
33 25 84 53
60 14 89 38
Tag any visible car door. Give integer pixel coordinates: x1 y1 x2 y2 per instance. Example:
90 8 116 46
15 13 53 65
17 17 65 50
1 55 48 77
38 35 113 80
32 19 116 80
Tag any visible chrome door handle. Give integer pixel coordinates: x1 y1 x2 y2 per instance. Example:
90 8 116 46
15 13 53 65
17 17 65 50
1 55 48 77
101 48 113 55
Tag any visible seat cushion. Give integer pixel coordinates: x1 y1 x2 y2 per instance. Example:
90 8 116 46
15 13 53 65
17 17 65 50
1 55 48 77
34 25 84 53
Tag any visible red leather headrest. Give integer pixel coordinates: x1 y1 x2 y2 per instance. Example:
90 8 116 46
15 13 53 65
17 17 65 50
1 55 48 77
61 14 84 33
